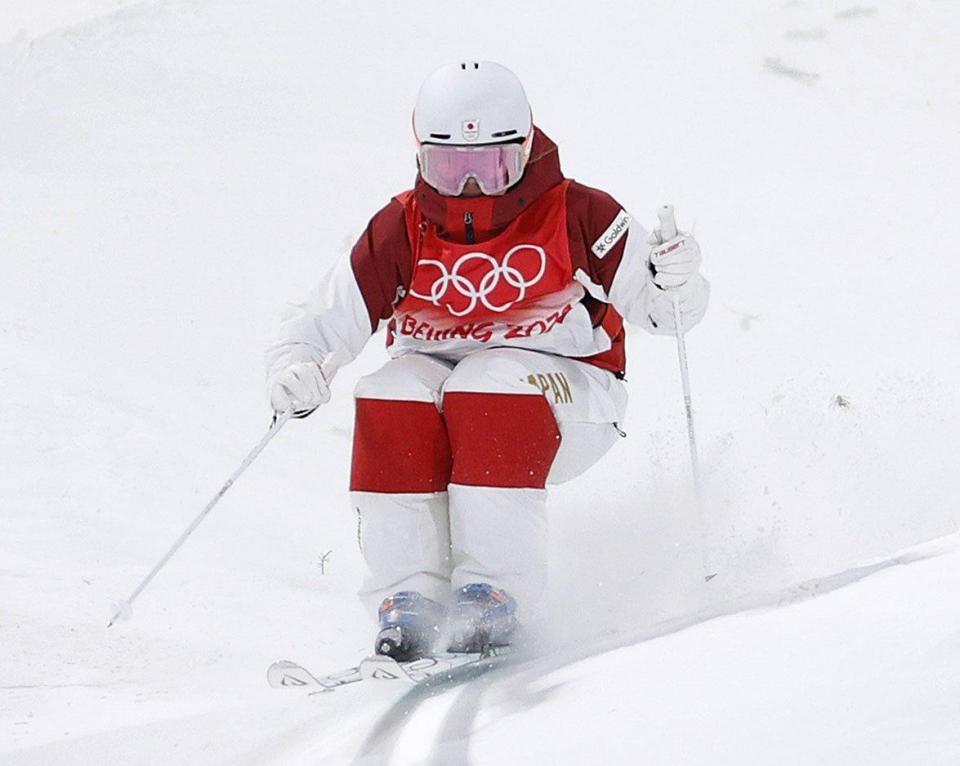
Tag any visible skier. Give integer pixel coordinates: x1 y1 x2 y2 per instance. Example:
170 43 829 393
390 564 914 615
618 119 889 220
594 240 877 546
266 61 708 661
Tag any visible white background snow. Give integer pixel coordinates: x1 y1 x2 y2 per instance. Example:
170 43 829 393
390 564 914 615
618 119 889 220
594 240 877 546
2 1 959 763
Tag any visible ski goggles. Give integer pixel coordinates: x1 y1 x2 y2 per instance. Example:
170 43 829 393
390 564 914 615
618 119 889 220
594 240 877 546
417 141 528 196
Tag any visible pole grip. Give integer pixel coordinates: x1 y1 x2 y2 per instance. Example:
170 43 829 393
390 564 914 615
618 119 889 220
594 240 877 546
658 204 678 242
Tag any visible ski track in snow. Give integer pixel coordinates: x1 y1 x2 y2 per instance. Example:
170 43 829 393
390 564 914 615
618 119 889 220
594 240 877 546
349 535 959 765
2 0 959 763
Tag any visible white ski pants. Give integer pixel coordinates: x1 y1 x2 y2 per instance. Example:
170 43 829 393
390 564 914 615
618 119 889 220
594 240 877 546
350 348 627 620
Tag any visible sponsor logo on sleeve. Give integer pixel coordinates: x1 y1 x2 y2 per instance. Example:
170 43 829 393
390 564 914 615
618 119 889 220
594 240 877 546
591 209 631 258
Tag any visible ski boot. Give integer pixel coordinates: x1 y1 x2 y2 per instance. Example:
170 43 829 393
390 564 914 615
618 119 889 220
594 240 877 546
447 583 518 654
375 591 446 662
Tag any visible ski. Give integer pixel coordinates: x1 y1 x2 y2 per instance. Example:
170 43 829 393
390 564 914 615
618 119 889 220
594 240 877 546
267 659 363 692
360 647 510 684
267 646 511 692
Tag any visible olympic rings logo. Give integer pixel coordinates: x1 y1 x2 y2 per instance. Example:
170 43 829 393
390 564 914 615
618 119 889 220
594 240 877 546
409 245 548 317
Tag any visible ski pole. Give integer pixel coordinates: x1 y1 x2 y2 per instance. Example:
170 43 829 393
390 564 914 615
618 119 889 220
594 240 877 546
108 410 292 627
657 205 715 581
657 205 702 493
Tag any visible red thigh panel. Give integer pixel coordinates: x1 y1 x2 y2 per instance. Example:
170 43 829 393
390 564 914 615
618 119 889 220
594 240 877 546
443 392 561 489
350 399 452 493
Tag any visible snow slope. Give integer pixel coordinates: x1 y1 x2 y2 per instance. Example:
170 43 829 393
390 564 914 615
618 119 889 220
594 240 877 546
2 0 959 763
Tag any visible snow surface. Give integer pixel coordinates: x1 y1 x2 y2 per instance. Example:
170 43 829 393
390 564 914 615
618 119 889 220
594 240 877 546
2 1 959 763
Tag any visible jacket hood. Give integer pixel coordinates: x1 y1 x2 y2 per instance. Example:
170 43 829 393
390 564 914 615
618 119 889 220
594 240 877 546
411 127 565 238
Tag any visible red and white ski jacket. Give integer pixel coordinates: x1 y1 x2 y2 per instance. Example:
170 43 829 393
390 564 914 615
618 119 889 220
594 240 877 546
267 129 708 384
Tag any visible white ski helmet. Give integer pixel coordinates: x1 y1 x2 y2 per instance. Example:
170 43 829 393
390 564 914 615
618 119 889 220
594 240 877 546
413 61 533 146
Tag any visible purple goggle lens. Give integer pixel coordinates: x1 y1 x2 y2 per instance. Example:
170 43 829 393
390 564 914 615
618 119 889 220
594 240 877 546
418 143 526 196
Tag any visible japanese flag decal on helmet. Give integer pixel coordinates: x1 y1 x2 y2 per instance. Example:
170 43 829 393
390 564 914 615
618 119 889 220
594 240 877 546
414 61 533 146
461 119 480 142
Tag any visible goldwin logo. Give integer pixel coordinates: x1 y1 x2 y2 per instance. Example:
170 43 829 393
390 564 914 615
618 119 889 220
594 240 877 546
591 210 631 258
